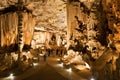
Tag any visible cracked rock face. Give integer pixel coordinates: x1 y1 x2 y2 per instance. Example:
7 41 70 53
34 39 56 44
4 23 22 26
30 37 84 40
35 0 67 31
0 0 67 32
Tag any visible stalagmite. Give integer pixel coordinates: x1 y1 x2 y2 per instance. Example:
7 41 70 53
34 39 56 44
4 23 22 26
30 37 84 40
66 0 120 79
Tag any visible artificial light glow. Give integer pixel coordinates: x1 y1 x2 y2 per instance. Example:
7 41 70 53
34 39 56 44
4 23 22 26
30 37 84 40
57 58 60 61
33 63 38 66
33 57 38 60
10 73 13 76
66 67 72 72
27 51 30 53
90 78 95 80
64 44 67 47
9 73 14 80
57 62 63 67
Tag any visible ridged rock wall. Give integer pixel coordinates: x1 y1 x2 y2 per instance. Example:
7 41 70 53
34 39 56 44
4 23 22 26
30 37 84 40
67 0 120 79
0 12 35 53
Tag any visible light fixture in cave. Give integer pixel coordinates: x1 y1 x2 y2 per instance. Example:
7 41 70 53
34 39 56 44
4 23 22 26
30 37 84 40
27 51 30 53
57 62 63 67
8 73 14 80
66 67 72 73
90 77 95 80
57 58 60 61
33 63 39 66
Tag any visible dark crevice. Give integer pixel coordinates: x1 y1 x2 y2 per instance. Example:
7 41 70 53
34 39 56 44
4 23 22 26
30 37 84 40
0 44 31 54
0 5 32 15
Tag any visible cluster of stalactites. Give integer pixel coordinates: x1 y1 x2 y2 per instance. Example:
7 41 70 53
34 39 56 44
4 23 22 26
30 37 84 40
0 12 35 47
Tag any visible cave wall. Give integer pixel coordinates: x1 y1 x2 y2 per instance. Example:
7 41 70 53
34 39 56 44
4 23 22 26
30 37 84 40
67 0 120 79
0 12 18 47
102 0 120 79
0 12 35 53
31 31 52 49
67 0 104 53
31 30 66 49
102 0 120 43
67 2 88 50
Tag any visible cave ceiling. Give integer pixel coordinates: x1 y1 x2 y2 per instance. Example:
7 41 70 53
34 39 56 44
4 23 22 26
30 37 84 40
0 0 67 33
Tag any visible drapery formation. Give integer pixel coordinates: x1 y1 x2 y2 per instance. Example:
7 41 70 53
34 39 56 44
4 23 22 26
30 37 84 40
0 12 18 46
23 12 35 45
0 12 35 52
67 0 120 79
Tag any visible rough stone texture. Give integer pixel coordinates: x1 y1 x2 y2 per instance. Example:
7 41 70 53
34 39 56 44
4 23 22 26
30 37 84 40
0 0 67 32
0 0 120 79
0 0 67 52
67 0 120 79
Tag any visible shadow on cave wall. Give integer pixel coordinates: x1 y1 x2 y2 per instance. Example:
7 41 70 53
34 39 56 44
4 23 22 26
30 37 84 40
0 44 31 54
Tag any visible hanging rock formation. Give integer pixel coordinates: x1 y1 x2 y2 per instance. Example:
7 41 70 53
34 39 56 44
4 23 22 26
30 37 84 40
67 0 120 79
0 0 35 53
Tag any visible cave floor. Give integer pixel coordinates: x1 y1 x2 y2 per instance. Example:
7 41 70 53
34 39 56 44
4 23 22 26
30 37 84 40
0 56 91 80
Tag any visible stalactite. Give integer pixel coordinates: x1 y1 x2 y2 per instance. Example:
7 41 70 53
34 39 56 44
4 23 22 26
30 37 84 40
0 12 35 54
0 12 18 47
67 0 120 79
23 12 35 45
